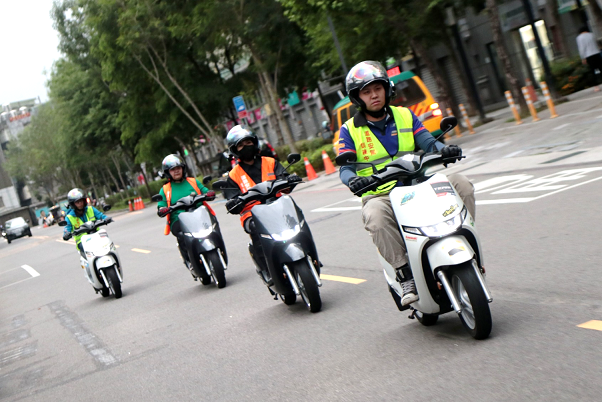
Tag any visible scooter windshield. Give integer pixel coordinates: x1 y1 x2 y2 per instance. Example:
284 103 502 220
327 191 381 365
251 196 301 235
178 206 212 233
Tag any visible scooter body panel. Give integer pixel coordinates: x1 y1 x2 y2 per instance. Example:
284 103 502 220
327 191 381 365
80 229 121 290
179 205 228 264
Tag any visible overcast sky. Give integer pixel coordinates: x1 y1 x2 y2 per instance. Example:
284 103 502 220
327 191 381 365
0 0 61 106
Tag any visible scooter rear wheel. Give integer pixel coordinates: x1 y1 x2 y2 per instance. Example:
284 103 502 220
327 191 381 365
451 262 491 339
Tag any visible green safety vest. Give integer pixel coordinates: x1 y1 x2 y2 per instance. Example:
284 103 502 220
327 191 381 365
67 206 97 246
344 106 415 196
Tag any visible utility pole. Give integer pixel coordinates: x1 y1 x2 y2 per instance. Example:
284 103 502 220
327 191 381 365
520 0 558 98
327 14 348 77
446 8 487 122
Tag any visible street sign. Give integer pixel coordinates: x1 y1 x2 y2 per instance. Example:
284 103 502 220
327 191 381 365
233 96 247 119
288 90 300 106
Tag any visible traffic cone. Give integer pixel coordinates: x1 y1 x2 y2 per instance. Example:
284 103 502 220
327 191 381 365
135 197 140 210
304 157 318 181
140 197 145 209
128 199 133 212
321 150 336 175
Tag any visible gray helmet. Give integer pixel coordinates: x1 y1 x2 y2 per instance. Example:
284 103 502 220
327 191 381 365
161 154 187 180
67 188 87 210
226 125 258 157
345 61 394 109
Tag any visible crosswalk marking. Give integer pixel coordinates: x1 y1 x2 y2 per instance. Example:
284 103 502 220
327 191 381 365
321 274 366 284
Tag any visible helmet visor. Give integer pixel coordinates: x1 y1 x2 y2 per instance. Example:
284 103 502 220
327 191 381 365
346 62 388 92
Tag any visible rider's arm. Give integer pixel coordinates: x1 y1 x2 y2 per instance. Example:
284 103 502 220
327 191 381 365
195 179 210 194
157 187 167 209
64 216 73 236
337 124 358 187
223 177 242 200
91 207 107 220
411 110 445 153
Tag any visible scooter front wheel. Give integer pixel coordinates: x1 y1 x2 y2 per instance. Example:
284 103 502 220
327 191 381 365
451 262 491 339
291 260 321 313
207 250 226 289
106 266 122 299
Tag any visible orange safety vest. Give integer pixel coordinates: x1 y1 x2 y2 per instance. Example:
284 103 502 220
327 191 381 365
162 177 215 235
228 157 276 226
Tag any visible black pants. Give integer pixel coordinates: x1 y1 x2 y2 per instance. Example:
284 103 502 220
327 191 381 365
77 242 86 259
244 218 267 271
170 220 190 263
586 53 602 85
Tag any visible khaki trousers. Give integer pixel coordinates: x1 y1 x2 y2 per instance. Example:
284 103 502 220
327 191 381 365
361 174 475 268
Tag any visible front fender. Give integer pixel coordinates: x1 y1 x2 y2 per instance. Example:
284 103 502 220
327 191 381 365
426 235 474 270
279 243 306 264
95 255 116 269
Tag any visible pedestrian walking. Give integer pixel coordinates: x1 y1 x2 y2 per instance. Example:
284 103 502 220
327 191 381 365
577 26 602 92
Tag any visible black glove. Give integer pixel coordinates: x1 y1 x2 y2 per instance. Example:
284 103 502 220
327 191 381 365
205 191 216 201
287 174 302 183
105 217 113 224
63 232 72 241
226 198 244 215
157 207 170 217
442 145 462 160
348 176 376 196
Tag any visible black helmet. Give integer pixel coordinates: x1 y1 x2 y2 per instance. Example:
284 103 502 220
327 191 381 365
161 154 187 180
226 125 258 157
67 188 87 210
345 61 394 110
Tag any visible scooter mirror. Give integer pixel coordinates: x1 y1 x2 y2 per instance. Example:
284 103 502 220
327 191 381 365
439 116 457 132
202 176 212 185
103 204 112 212
287 153 301 165
151 194 163 202
335 151 357 166
58 220 67 227
211 180 229 191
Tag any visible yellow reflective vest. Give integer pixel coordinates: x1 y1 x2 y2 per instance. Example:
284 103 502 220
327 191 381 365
66 206 97 246
343 106 415 196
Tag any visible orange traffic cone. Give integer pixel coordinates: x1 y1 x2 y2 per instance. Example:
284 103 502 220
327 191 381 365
321 150 336 175
304 157 318 181
140 197 145 209
128 199 133 212
135 197 140 210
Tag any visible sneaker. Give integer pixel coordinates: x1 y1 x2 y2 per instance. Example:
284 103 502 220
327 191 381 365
400 279 419 306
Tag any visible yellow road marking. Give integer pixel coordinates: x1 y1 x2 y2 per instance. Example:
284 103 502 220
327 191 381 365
577 320 602 332
56 238 75 244
321 274 366 284
131 248 151 254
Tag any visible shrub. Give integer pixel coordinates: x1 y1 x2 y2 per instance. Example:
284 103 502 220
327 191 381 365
549 57 595 95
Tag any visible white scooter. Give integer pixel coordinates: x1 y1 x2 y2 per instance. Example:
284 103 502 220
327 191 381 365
336 117 492 339
60 217 123 298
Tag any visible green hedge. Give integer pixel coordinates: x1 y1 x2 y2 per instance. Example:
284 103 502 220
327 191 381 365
549 57 596 96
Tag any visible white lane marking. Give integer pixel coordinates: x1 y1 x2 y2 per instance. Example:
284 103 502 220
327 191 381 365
503 150 525 158
552 123 570 131
476 198 534 205
312 206 361 212
21 265 40 278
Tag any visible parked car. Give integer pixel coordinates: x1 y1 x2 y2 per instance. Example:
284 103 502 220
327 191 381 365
4 217 32 244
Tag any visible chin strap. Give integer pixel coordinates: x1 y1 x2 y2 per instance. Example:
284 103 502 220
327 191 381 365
365 106 387 119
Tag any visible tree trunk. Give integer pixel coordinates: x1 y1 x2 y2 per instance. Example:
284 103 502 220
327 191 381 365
589 0 602 37
258 73 285 146
486 0 529 112
88 172 99 203
546 0 568 57
105 165 125 201
138 165 153 198
110 153 129 195
447 37 479 118
411 38 463 127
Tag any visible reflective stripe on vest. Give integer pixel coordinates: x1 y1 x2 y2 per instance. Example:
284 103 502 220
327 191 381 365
345 106 415 196
162 177 214 235
228 157 276 226
66 206 96 245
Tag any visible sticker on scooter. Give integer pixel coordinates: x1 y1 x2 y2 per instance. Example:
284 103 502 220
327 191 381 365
400 192 415 206
431 182 456 197
443 204 459 217
405 235 417 241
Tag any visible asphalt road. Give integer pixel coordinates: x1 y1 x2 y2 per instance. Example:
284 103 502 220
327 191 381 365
2 93 602 401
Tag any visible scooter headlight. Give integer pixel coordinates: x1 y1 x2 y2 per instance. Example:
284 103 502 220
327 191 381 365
271 225 301 241
419 206 467 237
189 228 213 238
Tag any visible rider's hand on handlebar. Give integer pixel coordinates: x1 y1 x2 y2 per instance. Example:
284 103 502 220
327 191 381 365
349 176 376 196
63 232 72 241
205 190 216 201
441 145 462 162
157 207 170 217
105 217 113 224
287 174 303 184
226 198 244 215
